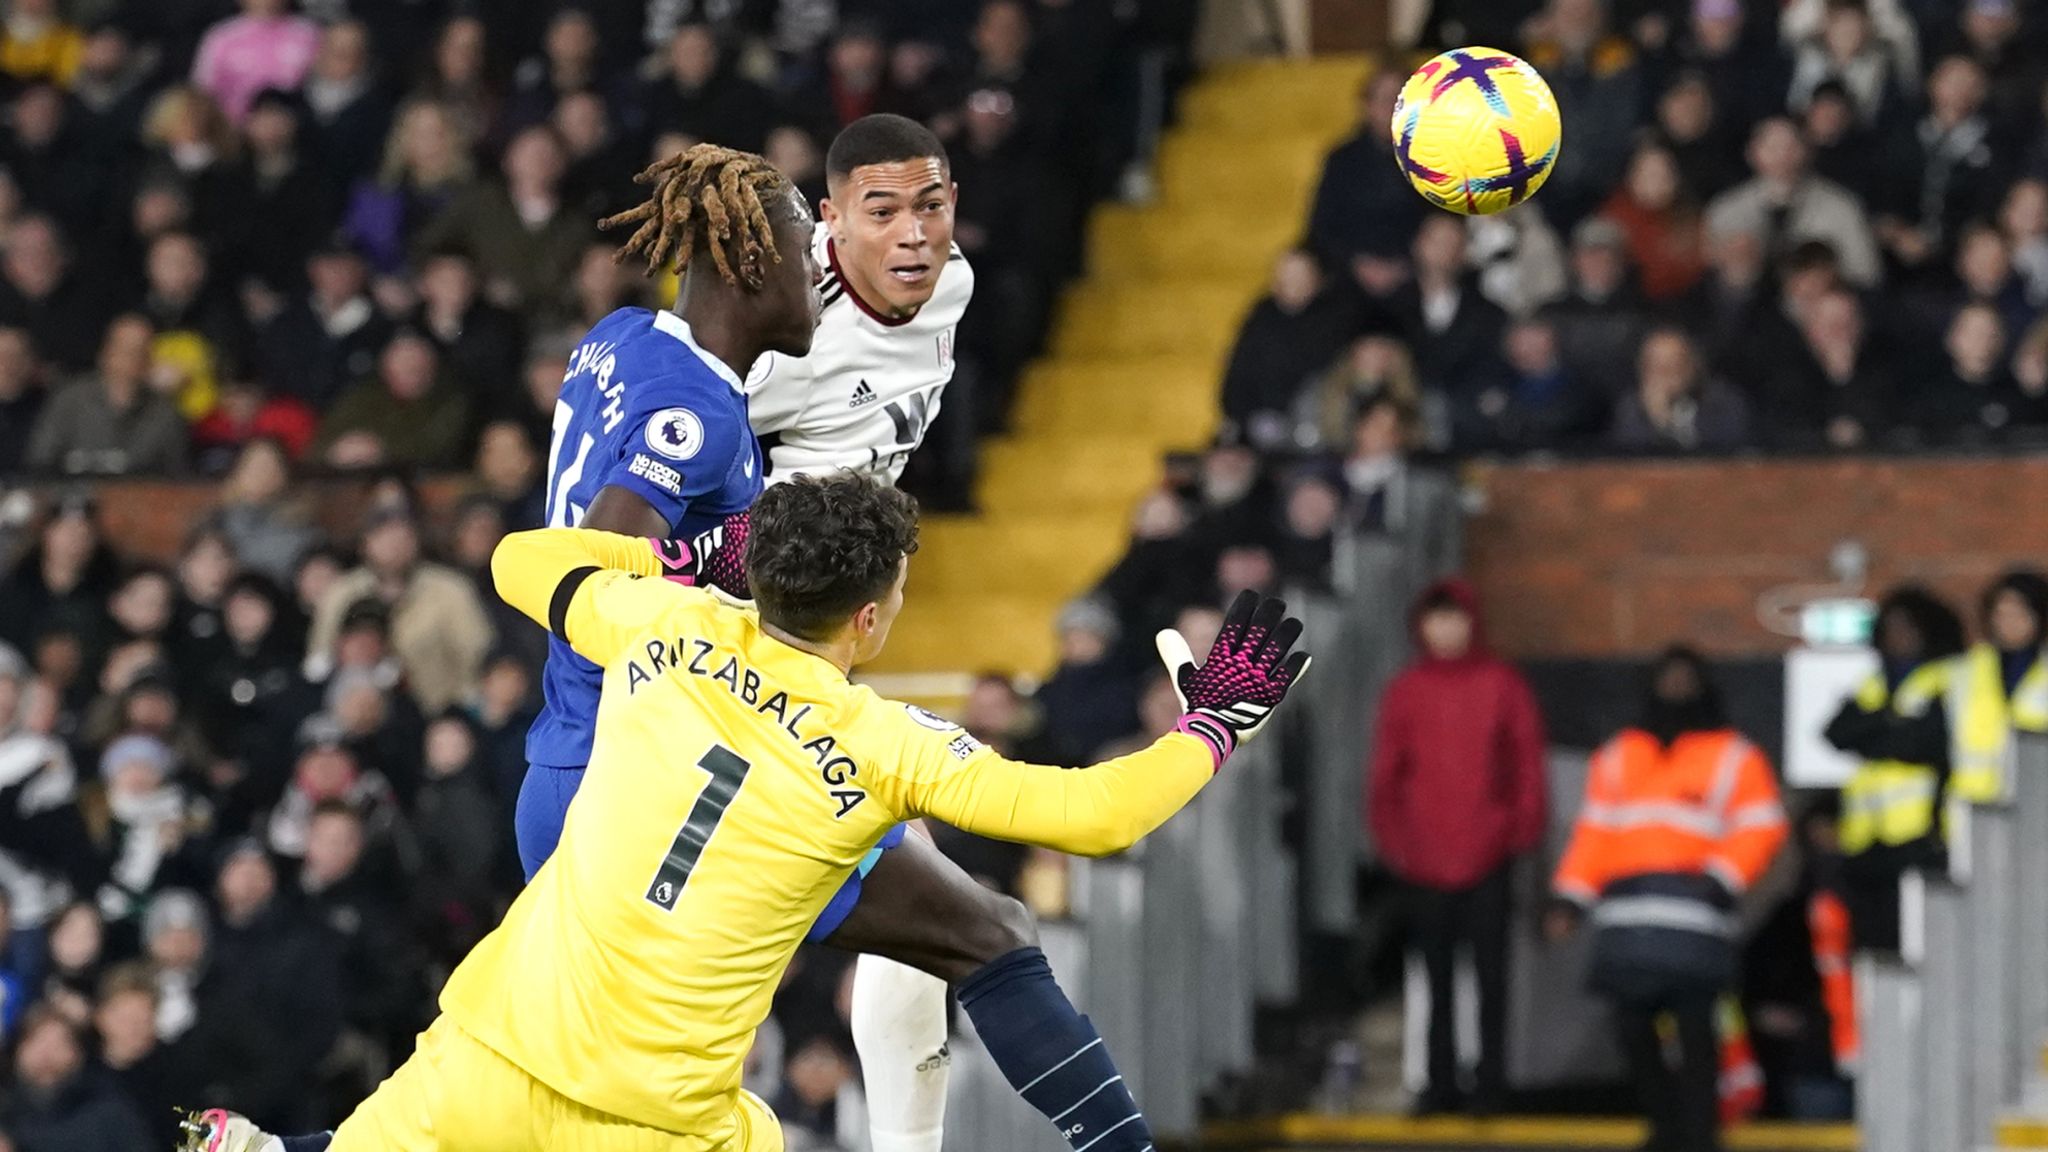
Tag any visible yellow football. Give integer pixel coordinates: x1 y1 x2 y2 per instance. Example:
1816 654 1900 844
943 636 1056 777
1390 47 1562 216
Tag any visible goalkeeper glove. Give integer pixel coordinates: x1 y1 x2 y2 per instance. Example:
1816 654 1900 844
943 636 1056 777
1155 589 1311 770
647 511 752 601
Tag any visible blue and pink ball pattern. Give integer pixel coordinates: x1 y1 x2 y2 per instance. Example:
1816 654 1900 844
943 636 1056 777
1390 47 1562 217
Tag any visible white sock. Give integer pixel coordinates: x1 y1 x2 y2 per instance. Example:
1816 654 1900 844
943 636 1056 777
852 955 952 1152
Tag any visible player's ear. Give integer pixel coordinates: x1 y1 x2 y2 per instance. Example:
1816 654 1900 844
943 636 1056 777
819 195 841 238
852 600 879 637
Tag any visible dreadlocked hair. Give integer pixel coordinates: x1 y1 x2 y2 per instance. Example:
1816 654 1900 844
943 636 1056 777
599 144 791 291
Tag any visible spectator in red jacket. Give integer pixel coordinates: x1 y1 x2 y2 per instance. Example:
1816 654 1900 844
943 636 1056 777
1367 578 1548 1116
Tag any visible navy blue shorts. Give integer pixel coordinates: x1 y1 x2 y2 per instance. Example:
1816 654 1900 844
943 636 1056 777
514 765 907 942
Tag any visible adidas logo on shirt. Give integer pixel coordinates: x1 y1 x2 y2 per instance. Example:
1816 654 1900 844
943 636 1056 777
848 380 878 408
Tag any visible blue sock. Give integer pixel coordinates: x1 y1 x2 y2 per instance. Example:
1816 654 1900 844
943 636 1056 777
282 1135 332 1152
957 947 1154 1152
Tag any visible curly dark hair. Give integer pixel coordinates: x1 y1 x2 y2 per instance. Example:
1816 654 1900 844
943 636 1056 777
598 143 796 290
748 474 920 642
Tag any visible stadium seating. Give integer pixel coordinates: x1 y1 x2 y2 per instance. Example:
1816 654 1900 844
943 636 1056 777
864 56 1367 680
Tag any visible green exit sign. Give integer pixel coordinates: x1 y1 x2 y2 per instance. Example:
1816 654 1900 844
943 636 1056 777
1801 598 1876 647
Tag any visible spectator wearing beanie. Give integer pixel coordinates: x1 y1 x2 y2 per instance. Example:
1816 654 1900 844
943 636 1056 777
1033 597 1138 765
266 713 402 864
1551 216 1652 399
1368 578 1547 1115
95 732 208 920
142 888 209 1043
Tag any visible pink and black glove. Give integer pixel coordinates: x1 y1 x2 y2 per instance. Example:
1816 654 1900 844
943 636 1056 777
1155 590 1312 770
648 511 752 601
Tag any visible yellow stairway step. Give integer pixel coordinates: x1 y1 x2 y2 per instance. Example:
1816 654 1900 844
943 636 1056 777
2002 1114 2048 1147
908 515 1129 598
1155 133 1331 200
975 436 1167 514
1180 78 1363 138
1052 280 1258 358
1013 356 1223 442
862 592 1068 676
1087 206 1300 283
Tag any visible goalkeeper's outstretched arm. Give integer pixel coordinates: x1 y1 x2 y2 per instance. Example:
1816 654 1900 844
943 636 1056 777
898 735 1218 858
882 591 1311 858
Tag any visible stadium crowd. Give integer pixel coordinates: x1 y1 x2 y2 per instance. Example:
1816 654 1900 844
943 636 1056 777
1227 0 2048 459
1019 0 2048 1137
3 0 2047 1144
0 1 1190 1149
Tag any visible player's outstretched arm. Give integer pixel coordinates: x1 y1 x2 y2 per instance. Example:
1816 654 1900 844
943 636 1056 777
889 592 1310 857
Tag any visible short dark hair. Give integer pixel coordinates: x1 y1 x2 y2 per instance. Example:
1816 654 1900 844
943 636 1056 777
748 474 920 642
826 114 949 182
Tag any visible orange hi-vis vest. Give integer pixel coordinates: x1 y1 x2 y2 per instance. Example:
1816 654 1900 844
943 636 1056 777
1556 729 1789 907
1809 887 1859 1074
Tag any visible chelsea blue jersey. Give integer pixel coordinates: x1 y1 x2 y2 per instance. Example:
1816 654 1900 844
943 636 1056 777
527 308 764 769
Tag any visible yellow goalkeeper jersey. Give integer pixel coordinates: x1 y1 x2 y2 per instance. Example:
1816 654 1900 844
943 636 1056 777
441 528 1215 1145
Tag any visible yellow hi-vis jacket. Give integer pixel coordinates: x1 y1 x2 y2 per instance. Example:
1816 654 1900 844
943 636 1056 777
1838 661 1952 857
1948 643 2048 803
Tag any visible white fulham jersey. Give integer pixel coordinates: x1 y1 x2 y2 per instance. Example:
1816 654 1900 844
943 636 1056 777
746 223 973 485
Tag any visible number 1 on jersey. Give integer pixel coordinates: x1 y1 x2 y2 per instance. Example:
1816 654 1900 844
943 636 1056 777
646 745 752 911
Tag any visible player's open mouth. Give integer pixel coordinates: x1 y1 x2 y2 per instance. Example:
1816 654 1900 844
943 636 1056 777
887 264 932 284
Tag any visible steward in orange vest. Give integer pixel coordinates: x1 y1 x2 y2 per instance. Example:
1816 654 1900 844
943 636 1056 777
1548 648 1789 1152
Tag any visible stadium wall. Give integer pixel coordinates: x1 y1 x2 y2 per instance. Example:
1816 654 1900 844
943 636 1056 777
36 453 2048 660
1463 454 2048 657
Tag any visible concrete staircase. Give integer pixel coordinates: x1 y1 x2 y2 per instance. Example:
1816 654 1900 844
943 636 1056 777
864 55 1368 689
